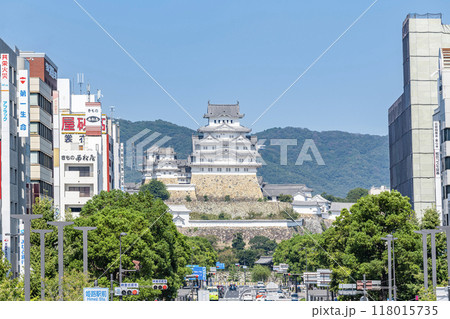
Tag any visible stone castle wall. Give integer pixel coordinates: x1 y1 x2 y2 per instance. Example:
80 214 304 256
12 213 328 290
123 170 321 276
185 201 292 219
157 177 179 185
178 215 327 248
178 227 300 248
190 174 262 200
167 189 197 202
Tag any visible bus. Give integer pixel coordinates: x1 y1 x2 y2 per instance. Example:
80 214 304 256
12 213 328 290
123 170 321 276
208 286 219 301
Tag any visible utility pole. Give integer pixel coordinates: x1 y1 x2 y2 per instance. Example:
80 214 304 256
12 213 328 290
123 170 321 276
110 273 114 301
11 214 42 301
381 234 397 301
303 247 308 301
32 229 53 300
414 230 429 290
48 221 74 301
119 232 127 301
363 274 367 300
392 238 397 301
437 226 450 301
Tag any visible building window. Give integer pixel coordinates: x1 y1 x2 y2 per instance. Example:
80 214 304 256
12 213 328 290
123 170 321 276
30 151 53 170
200 168 204 172
30 123 38 134
208 168 213 172
217 168 222 172
68 166 91 177
30 93 52 115
244 168 248 172
68 186 91 197
235 168 239 172
226 168 231 172
30 122 52 142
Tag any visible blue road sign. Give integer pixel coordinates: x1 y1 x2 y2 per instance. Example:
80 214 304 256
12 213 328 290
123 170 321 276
192 266 207 280
83 288 109 301
216 262 225 270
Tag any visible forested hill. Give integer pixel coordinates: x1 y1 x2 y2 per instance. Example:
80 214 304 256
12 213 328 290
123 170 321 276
118 119 389 197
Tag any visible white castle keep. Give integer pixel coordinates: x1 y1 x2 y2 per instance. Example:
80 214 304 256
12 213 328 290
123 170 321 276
142 102 263 201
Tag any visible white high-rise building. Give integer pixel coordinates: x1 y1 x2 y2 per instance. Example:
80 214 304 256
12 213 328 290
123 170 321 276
434 48 450 225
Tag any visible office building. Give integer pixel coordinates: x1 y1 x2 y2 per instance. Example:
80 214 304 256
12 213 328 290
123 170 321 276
20 51 57 201
434 48 450 224
0 39 31 274
53 79 122 219
388 13 450 218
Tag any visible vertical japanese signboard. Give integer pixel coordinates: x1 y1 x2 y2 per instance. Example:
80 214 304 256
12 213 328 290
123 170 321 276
433 121 442 216
1 53 10 261
85 102 102 136
18 70 29 137
19 222 25 275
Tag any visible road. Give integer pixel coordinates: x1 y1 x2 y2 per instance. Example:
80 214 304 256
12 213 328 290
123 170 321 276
221 285 248 301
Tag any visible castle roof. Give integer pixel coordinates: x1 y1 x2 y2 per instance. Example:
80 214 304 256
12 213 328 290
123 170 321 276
198 122 251 133
203 103 244 119
261 183 313 198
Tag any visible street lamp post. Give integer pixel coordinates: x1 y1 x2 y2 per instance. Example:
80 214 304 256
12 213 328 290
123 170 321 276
414 230 429 290
437 226 450 301
32 229 53 301
119 232 127 301
73 226 97 275
11 214 42 301
47 221 74 301
415 229 441 294
381 234 397 301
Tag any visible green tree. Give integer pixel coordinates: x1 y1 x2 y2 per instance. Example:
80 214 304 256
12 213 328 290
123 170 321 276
420 207 448 287
140 180 170 200
278 194 293 203
420 208 441 229
29 197 59 300
217 247 238 269
249 236 277 254
186 236 218 267
345 187 368 202
232 233 245 251
0 251 24 301
273 233 327 273
321 190 422 301
44 269 91 301
65 190 190 300
251 265 271 282
236 249 260 268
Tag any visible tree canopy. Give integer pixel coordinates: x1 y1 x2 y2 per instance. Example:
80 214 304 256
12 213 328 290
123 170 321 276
140 180 170 200
273 191 446 301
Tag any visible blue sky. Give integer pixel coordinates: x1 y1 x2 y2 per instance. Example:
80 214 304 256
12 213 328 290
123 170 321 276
1 0 449 135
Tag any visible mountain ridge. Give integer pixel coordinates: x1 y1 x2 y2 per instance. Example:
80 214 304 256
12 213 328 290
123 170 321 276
118 118 389 197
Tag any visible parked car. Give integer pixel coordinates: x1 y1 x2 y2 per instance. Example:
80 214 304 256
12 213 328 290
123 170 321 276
291 293 299 301
242 293 253 301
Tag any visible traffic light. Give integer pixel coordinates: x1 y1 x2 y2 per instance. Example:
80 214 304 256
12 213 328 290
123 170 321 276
121 288 139 296
152 284 168 290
